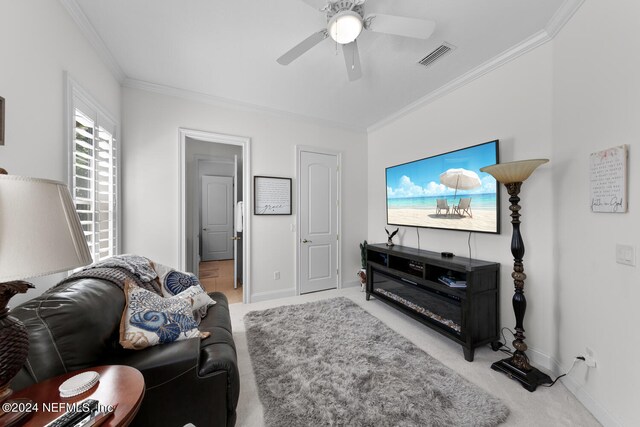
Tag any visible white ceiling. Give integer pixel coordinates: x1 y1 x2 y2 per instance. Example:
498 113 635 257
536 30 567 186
72 0 573 130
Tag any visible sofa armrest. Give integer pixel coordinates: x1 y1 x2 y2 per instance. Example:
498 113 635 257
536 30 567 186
196 325 238 414
110 337 201 389
112 338 232 427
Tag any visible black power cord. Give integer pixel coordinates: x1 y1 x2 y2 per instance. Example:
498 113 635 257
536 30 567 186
490 327 515 356
490 335 584 388
541 357 582 387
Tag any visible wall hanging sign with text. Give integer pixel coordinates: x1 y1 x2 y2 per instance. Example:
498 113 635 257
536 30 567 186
590 145 628 213
254 176 292 215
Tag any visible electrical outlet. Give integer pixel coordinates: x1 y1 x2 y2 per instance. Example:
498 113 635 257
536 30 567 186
274 271 280 280
584 347 597 368
616 244 636 266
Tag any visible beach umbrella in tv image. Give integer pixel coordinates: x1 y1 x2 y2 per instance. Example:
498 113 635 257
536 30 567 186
439 168 481 201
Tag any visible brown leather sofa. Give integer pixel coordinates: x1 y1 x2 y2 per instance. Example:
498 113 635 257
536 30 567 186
11 278 240 426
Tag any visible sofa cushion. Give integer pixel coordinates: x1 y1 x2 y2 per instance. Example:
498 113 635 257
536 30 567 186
10 279 124 385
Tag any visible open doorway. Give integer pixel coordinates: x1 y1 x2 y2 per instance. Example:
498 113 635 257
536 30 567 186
179 129 251 304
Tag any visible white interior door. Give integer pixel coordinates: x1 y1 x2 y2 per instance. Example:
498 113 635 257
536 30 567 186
299 150 338 294
201 176 233 261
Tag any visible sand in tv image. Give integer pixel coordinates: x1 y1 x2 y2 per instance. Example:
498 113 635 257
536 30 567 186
386 141 499 233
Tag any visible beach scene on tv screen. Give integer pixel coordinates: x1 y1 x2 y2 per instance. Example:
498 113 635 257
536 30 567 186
386 142 498 233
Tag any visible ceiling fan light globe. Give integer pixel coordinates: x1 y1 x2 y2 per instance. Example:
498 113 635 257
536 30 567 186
328 11 363 44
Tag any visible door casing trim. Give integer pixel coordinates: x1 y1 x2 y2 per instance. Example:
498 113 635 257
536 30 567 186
179 128 252 303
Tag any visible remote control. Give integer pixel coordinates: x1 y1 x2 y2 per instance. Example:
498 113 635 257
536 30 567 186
44 399 99 427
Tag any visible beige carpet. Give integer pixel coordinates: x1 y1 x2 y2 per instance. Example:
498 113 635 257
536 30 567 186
229 287 601 427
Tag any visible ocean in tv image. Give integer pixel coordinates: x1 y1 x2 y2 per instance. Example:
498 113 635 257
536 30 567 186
386 141 499 233
387 193 497 209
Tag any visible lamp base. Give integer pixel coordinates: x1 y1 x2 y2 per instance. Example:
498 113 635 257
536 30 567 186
491 357 552 392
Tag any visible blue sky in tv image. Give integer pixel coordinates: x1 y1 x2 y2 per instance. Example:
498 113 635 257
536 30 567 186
386 141 498 208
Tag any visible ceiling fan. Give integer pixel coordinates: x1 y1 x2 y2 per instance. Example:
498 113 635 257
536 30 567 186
277 0 436 81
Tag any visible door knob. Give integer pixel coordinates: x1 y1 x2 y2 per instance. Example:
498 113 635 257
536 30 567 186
203 228 208 231
302 239 312 243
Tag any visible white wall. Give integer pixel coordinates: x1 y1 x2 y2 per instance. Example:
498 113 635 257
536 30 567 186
551 1 640 425
0 0 121 305
122 87 368 302
368 2 639 425
368 43 556 361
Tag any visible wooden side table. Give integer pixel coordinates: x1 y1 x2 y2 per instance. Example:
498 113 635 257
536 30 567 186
5 365 144 427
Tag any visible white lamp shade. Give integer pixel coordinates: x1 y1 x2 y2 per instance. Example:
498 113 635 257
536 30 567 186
328 11 363 44
0 175 93 282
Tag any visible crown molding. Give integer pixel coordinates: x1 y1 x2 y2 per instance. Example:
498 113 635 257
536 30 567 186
59 0 126 82
545 0 585 38
367 0 585 133
123 78 366 134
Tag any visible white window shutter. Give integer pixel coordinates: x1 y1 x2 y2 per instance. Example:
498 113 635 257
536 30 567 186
71 99 118 262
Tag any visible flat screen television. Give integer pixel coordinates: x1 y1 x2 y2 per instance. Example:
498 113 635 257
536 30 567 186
386 140 500 234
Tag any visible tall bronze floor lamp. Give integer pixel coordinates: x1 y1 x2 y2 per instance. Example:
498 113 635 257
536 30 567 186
480 159 551 392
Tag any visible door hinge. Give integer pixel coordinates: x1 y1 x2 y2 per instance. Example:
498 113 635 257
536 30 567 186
336 234 339 241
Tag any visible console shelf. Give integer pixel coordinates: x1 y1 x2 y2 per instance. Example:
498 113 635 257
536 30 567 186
366 244 500 361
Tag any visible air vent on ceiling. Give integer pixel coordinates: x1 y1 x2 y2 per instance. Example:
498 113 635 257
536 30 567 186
418 43 456 68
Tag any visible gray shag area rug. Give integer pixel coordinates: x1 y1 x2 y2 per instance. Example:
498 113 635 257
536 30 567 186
244 297 509 427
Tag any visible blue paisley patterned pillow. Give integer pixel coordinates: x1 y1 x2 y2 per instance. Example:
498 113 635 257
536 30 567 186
120 280 202 350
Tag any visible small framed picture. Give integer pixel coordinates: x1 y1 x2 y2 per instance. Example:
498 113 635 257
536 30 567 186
0 96 5 146
254 176 292 215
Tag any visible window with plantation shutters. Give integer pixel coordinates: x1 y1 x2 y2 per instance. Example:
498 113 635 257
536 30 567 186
68 77 119 263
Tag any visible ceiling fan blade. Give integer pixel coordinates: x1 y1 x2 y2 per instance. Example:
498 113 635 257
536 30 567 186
366 14 436 39
300 0 327 10
342 41 362 81
277 30 328 65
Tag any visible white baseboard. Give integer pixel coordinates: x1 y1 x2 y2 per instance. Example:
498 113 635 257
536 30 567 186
526 347 621 427
249 288 296 303
526 347 557 374
560 375 622 427
341 280 361 289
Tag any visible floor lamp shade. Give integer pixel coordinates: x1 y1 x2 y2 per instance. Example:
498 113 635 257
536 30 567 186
479 159 549 185
0 175 93 282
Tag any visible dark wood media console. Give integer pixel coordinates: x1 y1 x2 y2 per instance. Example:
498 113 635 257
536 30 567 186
366 244 500 361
